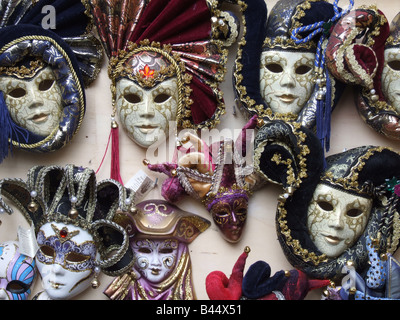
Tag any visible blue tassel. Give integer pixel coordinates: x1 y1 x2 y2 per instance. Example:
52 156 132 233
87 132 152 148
0 91 30 163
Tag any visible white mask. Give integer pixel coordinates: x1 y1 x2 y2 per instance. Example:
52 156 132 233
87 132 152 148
132 237 178 284
35 222 98 300
115 77 178 147
0 66 62 136
307 184 372 258
260 50 315 115
382 48 400 113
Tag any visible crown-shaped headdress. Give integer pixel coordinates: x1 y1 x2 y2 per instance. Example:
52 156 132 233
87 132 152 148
86 0 239 183
0 164 136 276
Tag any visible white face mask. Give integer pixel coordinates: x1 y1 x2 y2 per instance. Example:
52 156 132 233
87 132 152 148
260 50 315 115
115 77 178 147
35 222 98 300
132 237 178 284
307 184 372 258
0 66 62 136
382 48 400 113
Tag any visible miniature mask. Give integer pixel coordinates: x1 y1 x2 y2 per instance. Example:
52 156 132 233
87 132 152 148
307 184 372 257
0 66 62 137
35 222 98 300
0 241 36 300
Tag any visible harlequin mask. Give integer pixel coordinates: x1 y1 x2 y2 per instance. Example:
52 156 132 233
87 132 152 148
146 115 264 243
103 200 210 300
35 222 98 300
0 66 62 137
0 241 36 300
0 164 137 300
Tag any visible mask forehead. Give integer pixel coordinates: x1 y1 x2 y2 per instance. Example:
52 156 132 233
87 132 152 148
307 184 372 258
260 50 315 115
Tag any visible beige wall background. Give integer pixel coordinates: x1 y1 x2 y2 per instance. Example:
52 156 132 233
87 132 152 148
0 0 399 300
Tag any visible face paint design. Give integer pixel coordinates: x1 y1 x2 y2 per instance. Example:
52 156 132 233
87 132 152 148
382 48 400 113
115 77 178 147
132 238 178 284
35 222 97 300
0 241 36 300
209 195 248 243
0 66 63 136
260 50 315 115
307 184 372 258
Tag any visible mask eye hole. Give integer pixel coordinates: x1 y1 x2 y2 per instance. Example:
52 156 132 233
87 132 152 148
66 252 88 263
39 245 55 258
39 79 55 91
124 93 141 104
317 201 334 211
159 248 173 254
138 247 151 254
154 93 171 103
388 60 400 71
346 208 363 217
265 63 283 73
295 65 312 75
8 88 26 98
6 280 28 294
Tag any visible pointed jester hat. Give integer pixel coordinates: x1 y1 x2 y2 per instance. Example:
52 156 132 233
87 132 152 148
0 164 136 277
145 115 265 243
234 0 352 152
0 0 103 162
87 0 239 183
254 121 400 281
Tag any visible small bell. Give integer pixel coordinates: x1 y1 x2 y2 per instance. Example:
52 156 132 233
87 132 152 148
68 207 79 219
28 201 39 213
171 169 177 176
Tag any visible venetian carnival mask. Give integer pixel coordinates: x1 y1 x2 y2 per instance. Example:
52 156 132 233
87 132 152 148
0 241 36 300
35 222 99 300
132 236 179 284
260 50 315 115
382 48 400 114
0 66 62 137
307 184 372 258
115 52 179 147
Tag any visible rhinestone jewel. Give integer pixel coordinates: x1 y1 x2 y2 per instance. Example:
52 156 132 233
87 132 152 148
60 228 68 238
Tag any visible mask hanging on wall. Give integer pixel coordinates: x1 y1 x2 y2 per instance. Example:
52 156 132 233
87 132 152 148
233 0 351 152
0 0 103 162
254 123 400 282
103 199 210 300
86 0 239 183
145 115 265 243
0 164 136 300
